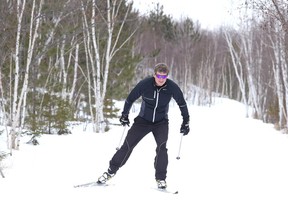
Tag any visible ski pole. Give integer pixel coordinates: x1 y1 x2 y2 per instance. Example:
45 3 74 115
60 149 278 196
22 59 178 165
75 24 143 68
176 134 183 160
116 125 127 150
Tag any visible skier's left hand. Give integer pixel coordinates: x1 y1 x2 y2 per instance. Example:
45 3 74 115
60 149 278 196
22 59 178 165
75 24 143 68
180 119 190 135
119 114 130 127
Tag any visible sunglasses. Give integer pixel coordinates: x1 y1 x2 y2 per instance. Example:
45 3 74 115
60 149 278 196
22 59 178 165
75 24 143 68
155 74 168 79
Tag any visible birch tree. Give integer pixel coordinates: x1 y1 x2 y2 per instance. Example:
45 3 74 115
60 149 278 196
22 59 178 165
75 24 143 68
269 26 285 127
270 0 288 129
174 18 200 98
69 43 79 104
269 22 288 128
10 0 43 149
249 0 288 128
240 28 263 119
10 0 26 150
81 0 138 132
224 30 249 117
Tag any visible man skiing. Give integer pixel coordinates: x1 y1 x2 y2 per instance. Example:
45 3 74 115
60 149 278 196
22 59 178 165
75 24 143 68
97 63 190 189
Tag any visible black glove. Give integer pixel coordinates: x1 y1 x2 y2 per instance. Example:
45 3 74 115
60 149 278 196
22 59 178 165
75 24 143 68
119 114 130 127
180 118 190 135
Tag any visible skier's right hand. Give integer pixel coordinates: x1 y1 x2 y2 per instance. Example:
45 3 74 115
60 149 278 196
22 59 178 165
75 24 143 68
119 114 130 127
180 117 190 135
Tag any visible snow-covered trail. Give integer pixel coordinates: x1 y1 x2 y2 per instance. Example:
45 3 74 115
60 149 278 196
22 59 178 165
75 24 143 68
1 98 288 216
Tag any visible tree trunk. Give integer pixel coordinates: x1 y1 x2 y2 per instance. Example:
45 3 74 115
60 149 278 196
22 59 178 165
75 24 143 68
11 0 26 150
69 43 79 104
224 31 249 117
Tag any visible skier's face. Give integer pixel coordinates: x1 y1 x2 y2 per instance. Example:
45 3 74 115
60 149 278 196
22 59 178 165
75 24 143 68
154 72 168 86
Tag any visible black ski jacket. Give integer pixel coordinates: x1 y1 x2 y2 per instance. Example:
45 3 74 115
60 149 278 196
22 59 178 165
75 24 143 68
122 77 189 123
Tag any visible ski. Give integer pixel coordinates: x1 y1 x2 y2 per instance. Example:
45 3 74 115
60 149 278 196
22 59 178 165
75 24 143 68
74 181 109 188
152 187 179 194
74 182 178 194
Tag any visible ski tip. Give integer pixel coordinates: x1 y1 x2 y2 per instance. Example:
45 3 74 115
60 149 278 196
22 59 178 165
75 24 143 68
174 191 179 194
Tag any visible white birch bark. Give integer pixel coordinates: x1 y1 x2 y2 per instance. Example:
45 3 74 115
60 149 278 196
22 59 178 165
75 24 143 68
279 34 288 128
269 23 286 128
91 0 102 132
241 33 262 118
102 0 137 132
11 0 26 149
224 31 249 117
60 35 68 100
69 43 79 104
79 0 138 132
17 0 43 149
81 2 96 132
0 69 10 150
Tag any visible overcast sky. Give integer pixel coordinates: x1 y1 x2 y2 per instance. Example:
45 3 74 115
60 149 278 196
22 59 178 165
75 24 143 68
129 0 243 29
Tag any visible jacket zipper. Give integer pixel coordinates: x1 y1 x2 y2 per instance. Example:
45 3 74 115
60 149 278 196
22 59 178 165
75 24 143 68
152 85 166 122
152 90 159 122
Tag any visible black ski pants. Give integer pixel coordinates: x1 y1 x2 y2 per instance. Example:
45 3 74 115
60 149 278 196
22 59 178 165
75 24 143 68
109 116 169 180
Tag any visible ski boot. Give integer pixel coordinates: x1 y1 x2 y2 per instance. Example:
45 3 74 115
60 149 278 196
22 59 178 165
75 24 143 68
156 179 167 189
97 171 115 184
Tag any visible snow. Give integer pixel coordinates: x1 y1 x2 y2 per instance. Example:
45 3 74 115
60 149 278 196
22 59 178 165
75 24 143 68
1 98 288 216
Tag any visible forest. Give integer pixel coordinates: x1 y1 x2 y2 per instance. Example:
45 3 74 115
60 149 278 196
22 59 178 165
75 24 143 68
0 0 287 150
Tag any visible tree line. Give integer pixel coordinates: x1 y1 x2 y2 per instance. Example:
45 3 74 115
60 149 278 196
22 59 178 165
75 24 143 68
0 0 287 150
